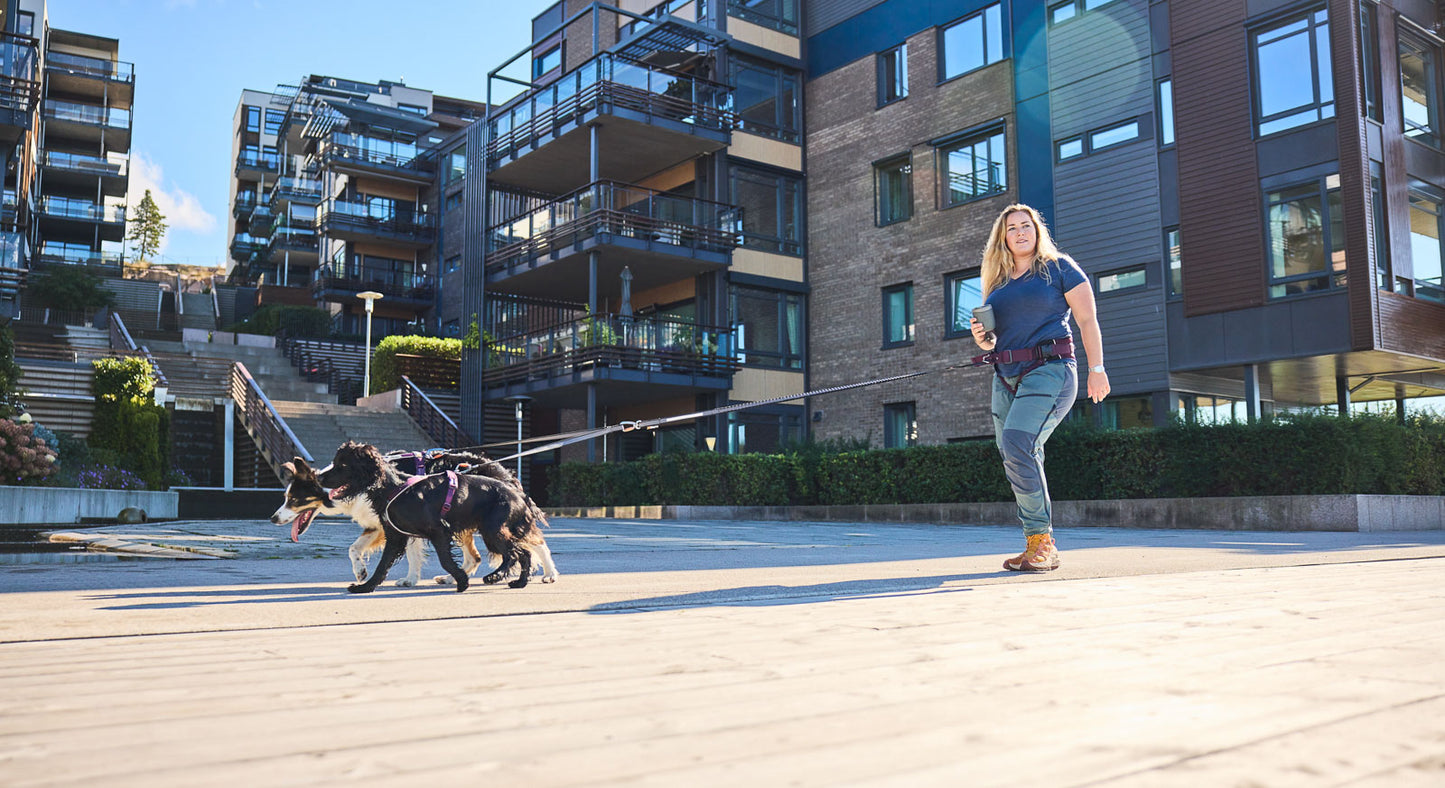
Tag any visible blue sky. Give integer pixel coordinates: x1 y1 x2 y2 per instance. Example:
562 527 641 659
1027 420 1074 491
49 0 554 267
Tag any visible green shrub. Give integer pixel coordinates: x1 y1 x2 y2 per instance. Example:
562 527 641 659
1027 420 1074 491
224 304 331 338
371 335 461 392
88 356 169 489
25 266 115 310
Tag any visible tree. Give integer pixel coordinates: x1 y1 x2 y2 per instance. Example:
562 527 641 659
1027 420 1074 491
26 265 115 311
126 189 167 263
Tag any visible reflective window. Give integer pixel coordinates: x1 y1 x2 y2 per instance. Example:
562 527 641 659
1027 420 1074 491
730 285 804 370
883 283 914 347
1098 268 1147 293
1057 137 1084 161
731 54 801 142
1360 3 1381 122
939 127 1007 207
533 45 561 79
878 44 907 106
448 150 466 184
1409 184 1445 303
1253 9 1334 136
1166 227 1182 298
875 154 912 226
1090 120 1139 150
941 3 1004 80
1400 32 1440 147
730 165 803 255
1158 79 1175 145
264 109 284 136
945 271 984 337
1266 174 1346 298
884 402 918 448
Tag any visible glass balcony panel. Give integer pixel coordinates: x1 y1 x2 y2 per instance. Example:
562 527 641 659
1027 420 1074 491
39 195 125 222
45 151 128 176
45 51 134 82
43 99 129 128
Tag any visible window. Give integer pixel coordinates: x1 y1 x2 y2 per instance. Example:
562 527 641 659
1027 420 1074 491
15 11 34 36
444 255 462 273
533 45 561 79
1408 183 1445 303
1252 9 1333 136
878 44 908 106
397 103 428 115
1360 3 1381 122
1165 227 1182 297
1098 267 1147 293
730 285 804 369
730 165 803 255
938 126 1007 207
1371 165 1389 291
244 105 260 134
445 191 463 211
1090 119 1140 151
1057 137 1084 161
941 4 1004 81
1049 0 1120 25
945 271 984 338
264 109 284 136
448 149 466 184
882 283 914 347
1265 174 1346 298
731 55 801 142
884 402 918 449
727 408 803 454
875 154 912 226
1158 79 1175 146
726 0 800 37
1399 32 1440 147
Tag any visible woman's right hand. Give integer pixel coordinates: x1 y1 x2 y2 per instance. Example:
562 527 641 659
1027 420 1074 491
970 318 995 350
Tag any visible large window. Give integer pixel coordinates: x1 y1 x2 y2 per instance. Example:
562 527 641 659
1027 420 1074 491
731 55 801 142
1408 183 1445 303
1165 227 1182 298
938 126 1007 207
1400 32 1440 148
730 165 803 255
244 105 260 134
264 109 284 136
1265 174 1345 298
882 283 914 347
878 44 907 106
941 3 1004 81
727 408 803 454
727 0 799 37
729 285 804 370
884 402 918 448
1252 9 1333 136
945 270 983 338
533 44 561 79
1371 165 1390 291
448 149 466 184
1158 79 1175 146
1360 3 1381 122
875 154 912 226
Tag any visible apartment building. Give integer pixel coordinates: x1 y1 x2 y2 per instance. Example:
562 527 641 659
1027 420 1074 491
0 1 131 321
225 76 482 339
804 0 1445 447
456 0 809 461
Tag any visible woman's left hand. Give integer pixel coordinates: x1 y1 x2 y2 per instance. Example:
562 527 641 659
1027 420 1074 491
1087 369 1110 403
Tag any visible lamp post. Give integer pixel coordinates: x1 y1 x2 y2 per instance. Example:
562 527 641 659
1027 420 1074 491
358 291 383 397
505 395 532 483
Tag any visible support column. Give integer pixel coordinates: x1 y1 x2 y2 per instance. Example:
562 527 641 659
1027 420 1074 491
223 399 235 491
1243 364 1262 423
586 383 597 463
1396 386 1407 425
1336 376 1351 416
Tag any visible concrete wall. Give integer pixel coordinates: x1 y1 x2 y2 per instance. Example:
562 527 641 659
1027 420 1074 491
0 488 179 525
547 495 1445 531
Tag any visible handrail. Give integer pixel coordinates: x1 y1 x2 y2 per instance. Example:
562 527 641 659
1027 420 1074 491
230 361 313 466
401 375 470 448
107 309 136 351
140 345 169 389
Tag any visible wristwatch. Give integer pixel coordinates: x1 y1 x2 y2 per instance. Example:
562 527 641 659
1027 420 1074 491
1089 365 1106 374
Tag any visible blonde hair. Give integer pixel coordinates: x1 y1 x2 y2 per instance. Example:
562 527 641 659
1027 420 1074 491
980 204 1065 299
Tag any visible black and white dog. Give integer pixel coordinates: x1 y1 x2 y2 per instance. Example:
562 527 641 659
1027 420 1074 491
315 441 551 593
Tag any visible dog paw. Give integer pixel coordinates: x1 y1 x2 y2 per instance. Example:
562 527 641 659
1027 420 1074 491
353 569 368 582
482 572 503 585
455 577 469 593
394 578 416 587
508 578 529 589
346 584 373 594
540 575 558 584
432 574 456 585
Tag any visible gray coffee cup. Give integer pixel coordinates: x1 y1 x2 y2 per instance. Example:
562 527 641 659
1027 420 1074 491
972 304 995 332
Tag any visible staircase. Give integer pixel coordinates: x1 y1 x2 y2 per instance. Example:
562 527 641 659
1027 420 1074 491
145 339 335 402
16 360 94 438
60 324 111 359
178 292 216 332
270 401 436 464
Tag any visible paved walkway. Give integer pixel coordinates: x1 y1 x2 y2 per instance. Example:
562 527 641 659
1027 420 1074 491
1 517 1443 786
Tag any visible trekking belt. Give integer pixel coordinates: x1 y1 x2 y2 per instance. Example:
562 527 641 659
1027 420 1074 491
986 337 1074 395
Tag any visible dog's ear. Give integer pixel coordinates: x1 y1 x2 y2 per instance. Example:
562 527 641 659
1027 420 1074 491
280 461 296 482
294 457 310 471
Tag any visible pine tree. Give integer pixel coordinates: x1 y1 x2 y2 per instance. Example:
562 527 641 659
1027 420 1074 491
126 189 167 263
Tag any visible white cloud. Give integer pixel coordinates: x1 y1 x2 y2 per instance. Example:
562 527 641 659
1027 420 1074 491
125 152 218 254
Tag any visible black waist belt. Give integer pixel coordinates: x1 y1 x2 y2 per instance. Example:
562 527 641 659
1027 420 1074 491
976 337 1074 367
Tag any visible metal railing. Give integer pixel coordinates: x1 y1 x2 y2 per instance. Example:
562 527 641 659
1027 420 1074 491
320 138 435 176
317 198 435 240
487 180 739 276
107 310 169 389
43 98 129 128
235 150 280 172
38 195 125 223
282 336 366 405
484 313 738 384
44 151 128 177
401 375 470 448
487 52 734 166
230 362 312 470
0 35 38 115
0 230 25 299
35 245 123 268
311 263 435 302
45 51 134 82
268 176 323 205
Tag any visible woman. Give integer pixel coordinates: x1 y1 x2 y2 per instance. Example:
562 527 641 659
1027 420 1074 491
970 204 1108 572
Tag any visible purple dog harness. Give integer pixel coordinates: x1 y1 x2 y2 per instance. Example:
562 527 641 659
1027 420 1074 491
382 469 459 536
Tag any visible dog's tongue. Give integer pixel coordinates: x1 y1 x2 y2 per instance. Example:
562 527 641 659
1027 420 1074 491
290 509 315 543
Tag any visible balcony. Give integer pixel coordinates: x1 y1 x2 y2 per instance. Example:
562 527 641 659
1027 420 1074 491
486 52 734 193
0 232 28 300
265 222 318 260
316 199 435 247
37 195 126 241
481 313 738 408
232 194 257 218
42 99 131 150
267 176 323 208
229 233 265 261
318 134 435 184
486 180 738 301
0 34 40 141
44 51 135 104
235 150 280 179
34 243 123 273
311 263 435 307
42 151 128 197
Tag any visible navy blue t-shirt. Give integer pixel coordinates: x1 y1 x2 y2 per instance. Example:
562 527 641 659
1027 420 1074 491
983 257 1087 377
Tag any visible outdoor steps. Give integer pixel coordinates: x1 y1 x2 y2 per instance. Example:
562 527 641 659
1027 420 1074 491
61 325 111 358
178 293 216 332
16 360 94 438
145 339 335 404
269 401 435 463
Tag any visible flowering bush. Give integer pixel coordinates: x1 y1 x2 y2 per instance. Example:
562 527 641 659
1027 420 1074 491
0 417 58 485
75 464 146 490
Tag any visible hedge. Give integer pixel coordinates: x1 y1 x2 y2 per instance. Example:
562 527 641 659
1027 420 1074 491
548 414 1445 506
89 356 170 490
370 335 462 393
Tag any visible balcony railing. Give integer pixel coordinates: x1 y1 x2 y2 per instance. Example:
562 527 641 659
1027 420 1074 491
0 34 39 115
268 176 323 205
311 262 436 303
487 52 734 166
0 231 26 299
727 0 799 35
230 233 265 259
45 51 134 83
43 98 130 128
38 195 125 223
320 137 435 177
317 199 436 241
484 314 739 384
235 150 280 173
267 223 317 255
44 150 128 177
36 244 122 269
487 180 739 276
232 194 257 217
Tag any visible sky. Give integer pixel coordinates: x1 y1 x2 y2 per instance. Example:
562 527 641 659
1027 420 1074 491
47 0 557 267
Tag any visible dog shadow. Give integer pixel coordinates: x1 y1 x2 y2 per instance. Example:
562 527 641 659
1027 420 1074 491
86 583 470 611
587 571 1003 615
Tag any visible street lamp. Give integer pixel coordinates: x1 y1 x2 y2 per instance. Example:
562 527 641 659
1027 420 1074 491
358 291 383 397
505 394 532 483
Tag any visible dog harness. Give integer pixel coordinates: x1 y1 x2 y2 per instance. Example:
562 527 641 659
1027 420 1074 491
976 337 1075 395
381 469 459 536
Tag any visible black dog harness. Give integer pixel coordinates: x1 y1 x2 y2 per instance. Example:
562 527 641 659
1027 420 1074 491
977 337 1075 395
381 469 460 537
